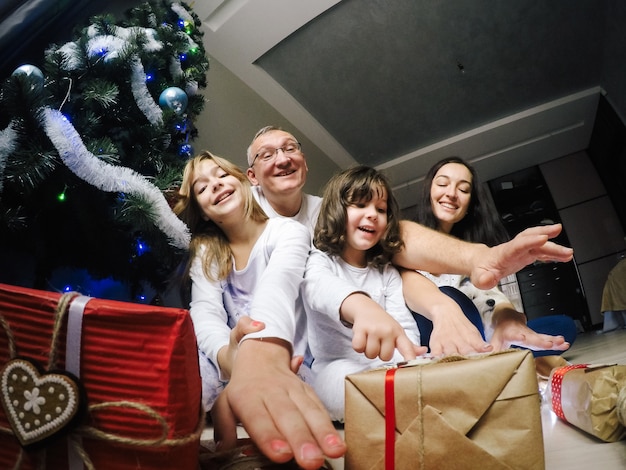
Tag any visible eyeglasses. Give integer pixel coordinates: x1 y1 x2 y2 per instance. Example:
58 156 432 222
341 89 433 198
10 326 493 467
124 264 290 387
250 141 302 167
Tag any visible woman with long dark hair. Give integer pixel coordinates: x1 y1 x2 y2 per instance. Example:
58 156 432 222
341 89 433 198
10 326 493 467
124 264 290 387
403 157 577 357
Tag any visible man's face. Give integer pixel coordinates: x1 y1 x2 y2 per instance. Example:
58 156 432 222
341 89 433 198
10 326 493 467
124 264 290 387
246 130 308 198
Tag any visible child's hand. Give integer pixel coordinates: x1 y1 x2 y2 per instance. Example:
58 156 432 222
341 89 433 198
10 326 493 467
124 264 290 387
351 307 426 361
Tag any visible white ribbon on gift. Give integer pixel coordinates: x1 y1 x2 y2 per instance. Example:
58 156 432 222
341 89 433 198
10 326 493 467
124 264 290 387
65 295 91 470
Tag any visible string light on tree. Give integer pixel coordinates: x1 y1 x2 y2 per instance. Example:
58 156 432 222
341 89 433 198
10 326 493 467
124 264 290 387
0 0 209 296
57 186 67 202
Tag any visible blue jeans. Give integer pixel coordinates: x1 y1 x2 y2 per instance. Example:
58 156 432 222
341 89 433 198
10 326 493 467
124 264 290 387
412 286 577 357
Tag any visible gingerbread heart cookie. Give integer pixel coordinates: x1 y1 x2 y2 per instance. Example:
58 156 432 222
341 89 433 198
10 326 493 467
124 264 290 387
1 358 81 447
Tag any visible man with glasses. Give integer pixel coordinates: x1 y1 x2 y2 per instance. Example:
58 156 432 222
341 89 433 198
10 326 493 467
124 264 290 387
209 125 574 470
246 126 322 235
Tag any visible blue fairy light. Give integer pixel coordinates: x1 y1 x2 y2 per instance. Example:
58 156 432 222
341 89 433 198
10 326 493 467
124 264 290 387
135 238 149 256
179 143 193 157
175 120 188 132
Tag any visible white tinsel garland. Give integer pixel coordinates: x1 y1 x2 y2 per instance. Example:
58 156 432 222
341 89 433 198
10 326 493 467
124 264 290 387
185 80 199 97
169 56 184 80
87 35 127 62
57 24 165 126
114 26 162 52
41 107 190 249
86 24 162 53
171 3 194 24
0 120 18 195
178 30 199 53
131 57 164 125
56 42 83 71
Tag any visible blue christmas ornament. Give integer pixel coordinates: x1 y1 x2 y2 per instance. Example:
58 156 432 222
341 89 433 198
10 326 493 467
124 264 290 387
11 64 44 93
159 87 188 115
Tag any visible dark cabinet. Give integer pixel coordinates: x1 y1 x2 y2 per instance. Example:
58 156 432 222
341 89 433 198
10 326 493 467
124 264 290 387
516 262 591 330
488 167 592 331
540 151 626 327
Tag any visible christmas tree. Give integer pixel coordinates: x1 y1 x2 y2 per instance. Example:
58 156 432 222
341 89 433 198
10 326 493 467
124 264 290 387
0 1 209 302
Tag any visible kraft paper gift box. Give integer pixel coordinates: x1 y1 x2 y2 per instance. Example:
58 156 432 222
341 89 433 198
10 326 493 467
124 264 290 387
0 283 202 470
548 364 626 442
344 349 544 470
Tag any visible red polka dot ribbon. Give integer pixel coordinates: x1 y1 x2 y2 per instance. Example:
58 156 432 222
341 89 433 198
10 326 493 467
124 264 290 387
550 364 588 421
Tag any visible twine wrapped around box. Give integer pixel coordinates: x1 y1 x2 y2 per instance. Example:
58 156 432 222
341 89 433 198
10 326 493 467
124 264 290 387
0 284 203 470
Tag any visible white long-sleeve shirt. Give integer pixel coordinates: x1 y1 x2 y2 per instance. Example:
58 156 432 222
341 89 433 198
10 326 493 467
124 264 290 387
252 185 322 236
190 217 311 380
302 248 420 421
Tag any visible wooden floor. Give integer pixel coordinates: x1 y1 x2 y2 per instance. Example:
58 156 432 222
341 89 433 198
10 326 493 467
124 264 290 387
203 327 626 469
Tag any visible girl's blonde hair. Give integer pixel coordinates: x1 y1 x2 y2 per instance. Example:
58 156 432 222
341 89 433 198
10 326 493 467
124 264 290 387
314 165 403 269
174 150 268 281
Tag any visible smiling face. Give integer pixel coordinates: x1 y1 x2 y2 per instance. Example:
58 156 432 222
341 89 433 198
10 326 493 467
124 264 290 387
192 158 244 225
246 129 308 201
429 162 473 234
342 188 388 267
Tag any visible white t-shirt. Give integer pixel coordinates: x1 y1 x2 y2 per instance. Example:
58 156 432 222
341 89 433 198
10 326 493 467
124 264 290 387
251 185 322 236
302 248 420 421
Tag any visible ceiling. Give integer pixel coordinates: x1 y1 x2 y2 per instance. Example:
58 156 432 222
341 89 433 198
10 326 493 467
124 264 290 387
0 1 614 211
195 0 607 209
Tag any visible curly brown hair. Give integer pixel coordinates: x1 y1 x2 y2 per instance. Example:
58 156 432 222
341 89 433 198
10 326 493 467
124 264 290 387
314 165 403 269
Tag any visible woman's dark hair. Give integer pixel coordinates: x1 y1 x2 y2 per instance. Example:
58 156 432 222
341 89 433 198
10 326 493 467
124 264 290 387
415 157 510 247
314 165 403 269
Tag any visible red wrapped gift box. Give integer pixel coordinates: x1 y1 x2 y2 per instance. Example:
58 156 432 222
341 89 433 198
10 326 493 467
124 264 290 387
0 283 202 469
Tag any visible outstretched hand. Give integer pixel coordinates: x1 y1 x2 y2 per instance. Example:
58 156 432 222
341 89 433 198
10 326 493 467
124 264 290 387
427 308 493 356
226 317 304 374
471 224 573 290
210 338 346 469
351 310 427 362
490 318 570 352
217 316 266 379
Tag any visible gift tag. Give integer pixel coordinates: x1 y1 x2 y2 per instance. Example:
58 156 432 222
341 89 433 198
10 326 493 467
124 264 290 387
0 358 82 447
